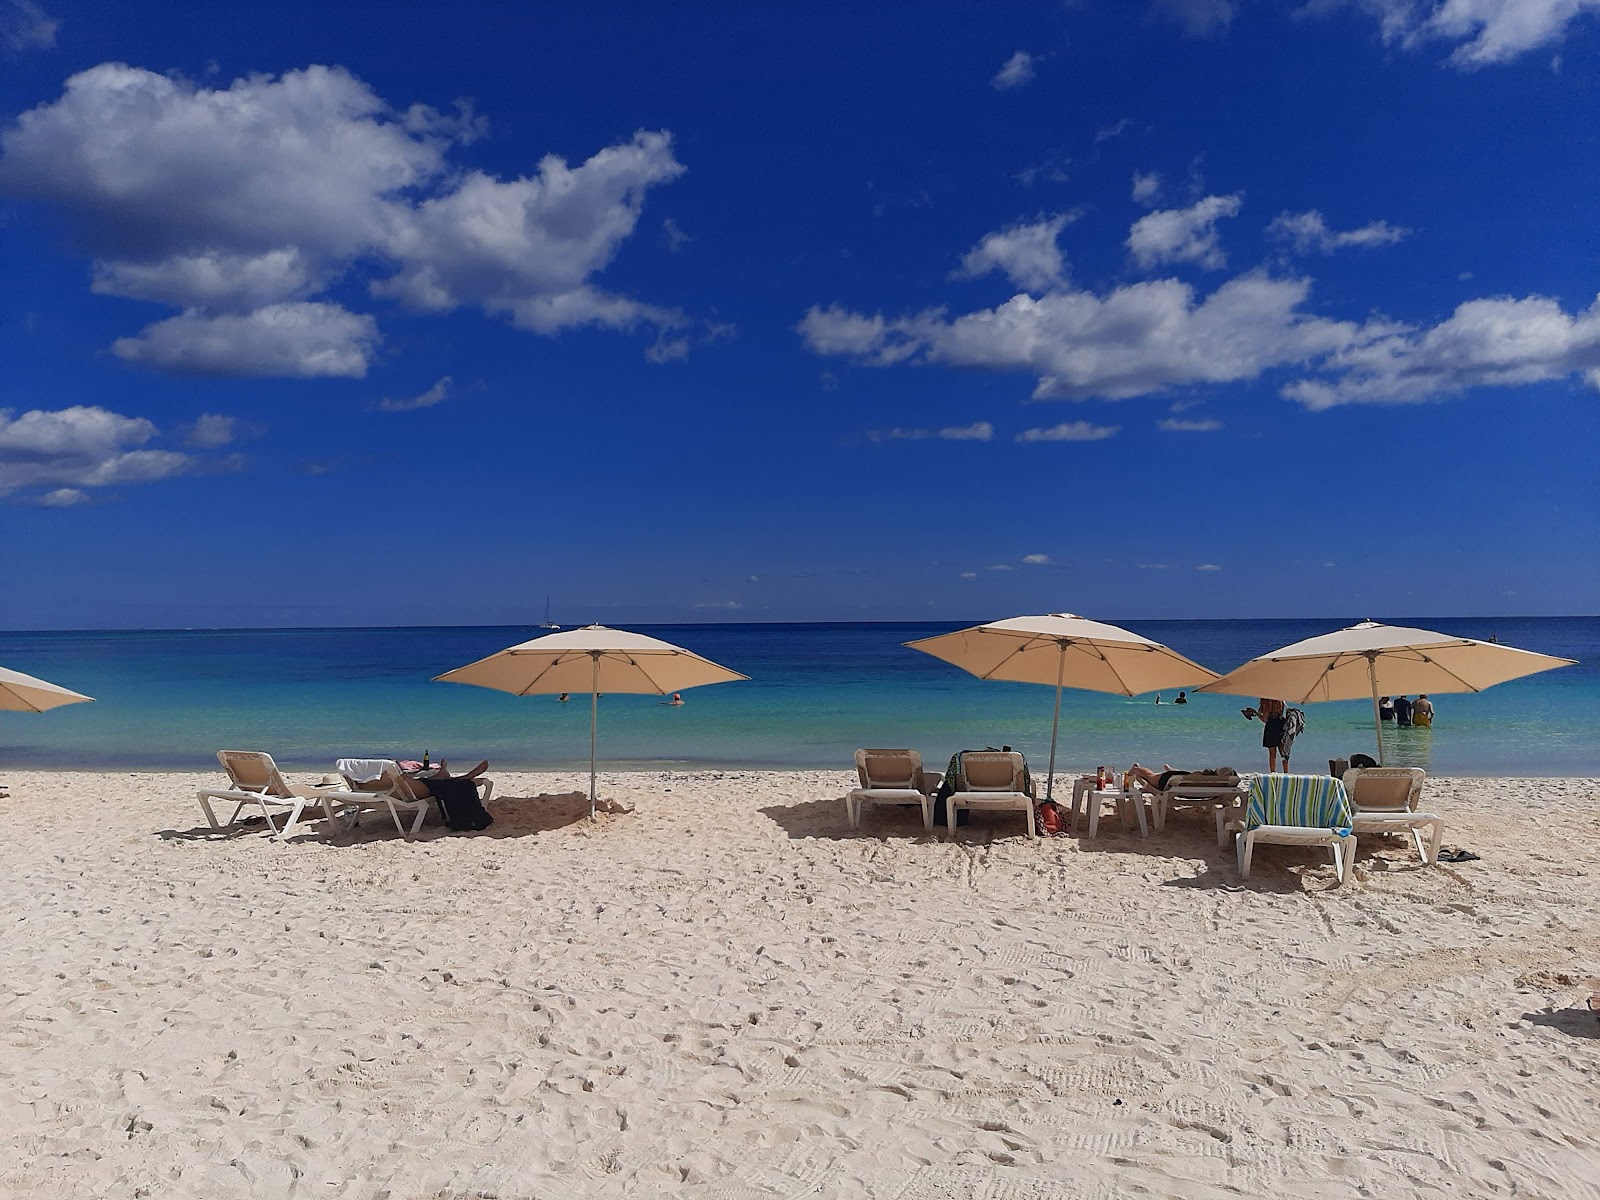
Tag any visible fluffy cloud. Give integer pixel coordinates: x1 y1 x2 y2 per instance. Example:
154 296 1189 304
1016 421 1120 442
0 64 689 377
1128 194 1243 270
867 421 994 442
112 303 379 378
1196 563 1223 571
2 0 57 50
1286 292 1600 407
954 215 1072 292
0 405 190 499
801 273 1363 401
1021 553 1053 564
1150 0 1237 35
992 51 1037 89
374 375 453 412
1268 209 1410 254
1314 0 1600 67
1131 172 1162 205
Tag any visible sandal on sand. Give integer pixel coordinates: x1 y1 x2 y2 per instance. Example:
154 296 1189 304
1436 848 1481 863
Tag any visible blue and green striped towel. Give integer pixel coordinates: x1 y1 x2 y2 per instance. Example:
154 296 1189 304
1245 774 1353 835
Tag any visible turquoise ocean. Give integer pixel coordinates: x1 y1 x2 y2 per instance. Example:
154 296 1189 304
0 618 1594 777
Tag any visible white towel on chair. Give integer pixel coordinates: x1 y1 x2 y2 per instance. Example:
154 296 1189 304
336 758 396 784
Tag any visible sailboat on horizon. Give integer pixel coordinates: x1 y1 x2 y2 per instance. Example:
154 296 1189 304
540 595 560 631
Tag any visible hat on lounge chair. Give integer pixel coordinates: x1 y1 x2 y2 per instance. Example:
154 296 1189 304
315 774 343 788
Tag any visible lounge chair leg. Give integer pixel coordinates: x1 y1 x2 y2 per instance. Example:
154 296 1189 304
1422 820 1443 865
948 801 959 838
920 798 934 832
1237 833 1253 878
1025 802 1036 839
197 792 221 831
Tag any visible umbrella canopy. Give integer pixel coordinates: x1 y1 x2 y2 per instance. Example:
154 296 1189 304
0 665 94 713
435 625 748 817
905 613 1220 799
1196 620 1576 763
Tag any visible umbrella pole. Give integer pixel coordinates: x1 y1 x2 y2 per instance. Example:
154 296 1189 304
1045 644 1065 802
589 654 599 820
1367 653 1384 767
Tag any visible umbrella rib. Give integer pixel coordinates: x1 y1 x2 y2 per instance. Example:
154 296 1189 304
1418 654 1484 694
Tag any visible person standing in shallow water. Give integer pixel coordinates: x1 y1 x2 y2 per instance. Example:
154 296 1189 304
1394 695 1413 727
1243 698 1288 771
1412 694 1434 727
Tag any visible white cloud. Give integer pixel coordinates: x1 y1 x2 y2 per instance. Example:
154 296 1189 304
375 375 453 412
1285 292 1600 407
183 413 240 448
1268 209 1410 254
1016 421 1120 442
954 215 1072 292
1095 118 1134 143
988 563 1015 571
1196 563 1223 571
112 303 379 378
2 0 57 50
34 487 88 507
1150 0 1237 35
662 217 692 253
0 64 690 377
1131 172 1162 205
1158 416 1223 431
691 600 742 610
868 421 994 443
1315 0 1600 67
1022 553 1053 564
960 571 978 580
992 50 1037 90
1128 194 1243 270
801 272 1364 401
0 405 190 499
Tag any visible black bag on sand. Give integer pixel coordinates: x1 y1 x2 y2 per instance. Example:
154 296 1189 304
429 776 493 831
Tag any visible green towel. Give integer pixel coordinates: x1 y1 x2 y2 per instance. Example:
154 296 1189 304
1246 773 1352 835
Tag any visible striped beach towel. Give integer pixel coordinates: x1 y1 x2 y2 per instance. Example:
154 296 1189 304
1245 774 1353 836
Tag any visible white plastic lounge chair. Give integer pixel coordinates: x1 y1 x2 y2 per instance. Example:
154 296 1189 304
325 759 434 840
1225 773 1356 885
847 749 935 831
946 750 1036 839
1127 769 1247 845
1342 766 1443 865
197 750 341 840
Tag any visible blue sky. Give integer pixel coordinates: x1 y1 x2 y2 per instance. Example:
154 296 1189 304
1 0 1597 629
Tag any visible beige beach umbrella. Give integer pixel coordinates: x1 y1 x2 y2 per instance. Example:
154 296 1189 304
905 613 1220 801
435 625 748 819
1196 620 1576 764
0 664 94 712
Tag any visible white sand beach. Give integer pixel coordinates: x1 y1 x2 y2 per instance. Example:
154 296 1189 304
2 769 1597 1199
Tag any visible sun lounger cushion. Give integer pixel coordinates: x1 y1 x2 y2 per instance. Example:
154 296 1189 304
1245 774 1353 835
1166 768 1240 789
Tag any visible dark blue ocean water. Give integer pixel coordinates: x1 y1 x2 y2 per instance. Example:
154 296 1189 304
0 618 1593 776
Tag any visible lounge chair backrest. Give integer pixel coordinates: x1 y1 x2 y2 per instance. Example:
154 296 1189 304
1245 773 1352 832
217 750 294 799
338 759 407 796
958 751 1025 792
1342 767 1425 812
856 749 922 790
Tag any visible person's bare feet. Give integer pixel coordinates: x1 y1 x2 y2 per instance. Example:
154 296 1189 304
463 760 488 780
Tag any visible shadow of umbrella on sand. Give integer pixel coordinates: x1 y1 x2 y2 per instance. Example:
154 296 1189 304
1197 619 1576 765
434 625 748 819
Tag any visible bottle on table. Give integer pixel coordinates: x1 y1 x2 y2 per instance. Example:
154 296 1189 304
422 749 430 770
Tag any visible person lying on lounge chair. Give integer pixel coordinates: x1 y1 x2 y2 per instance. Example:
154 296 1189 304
393 758 489 802
1124 763 1239 791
